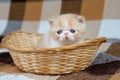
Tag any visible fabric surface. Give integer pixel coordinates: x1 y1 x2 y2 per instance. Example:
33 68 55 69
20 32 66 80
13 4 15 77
0 75 34 80
0 0 120 80
0 0 120 56
0 0 120 38
0 53 119 80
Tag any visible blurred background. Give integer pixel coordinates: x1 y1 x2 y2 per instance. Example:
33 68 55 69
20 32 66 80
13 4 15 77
0 0 120 80
0 0 120 56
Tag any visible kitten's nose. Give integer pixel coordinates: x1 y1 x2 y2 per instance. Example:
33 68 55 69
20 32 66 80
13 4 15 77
64 33 68 36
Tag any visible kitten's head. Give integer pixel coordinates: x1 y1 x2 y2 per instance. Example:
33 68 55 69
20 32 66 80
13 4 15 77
49 14 86 45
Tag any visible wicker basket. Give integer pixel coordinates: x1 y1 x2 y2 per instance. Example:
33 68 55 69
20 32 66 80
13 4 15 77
0 43 2 48
1 31 106 74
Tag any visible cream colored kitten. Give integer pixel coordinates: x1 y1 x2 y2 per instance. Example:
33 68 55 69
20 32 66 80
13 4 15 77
38 14 86 48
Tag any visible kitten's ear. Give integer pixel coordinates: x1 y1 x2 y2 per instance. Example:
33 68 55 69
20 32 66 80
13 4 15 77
77 16 86 27
49 19 55 26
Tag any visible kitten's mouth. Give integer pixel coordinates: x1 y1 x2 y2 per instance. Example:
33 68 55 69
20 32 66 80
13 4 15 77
64 37 72 41
65 37 68 40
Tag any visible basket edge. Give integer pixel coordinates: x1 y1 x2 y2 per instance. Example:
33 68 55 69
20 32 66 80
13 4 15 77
1 30 107 53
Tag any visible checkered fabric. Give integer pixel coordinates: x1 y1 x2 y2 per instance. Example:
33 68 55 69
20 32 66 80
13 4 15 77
0 0 120 80
0 0 120 55
0 0 119 37
0 0 120 56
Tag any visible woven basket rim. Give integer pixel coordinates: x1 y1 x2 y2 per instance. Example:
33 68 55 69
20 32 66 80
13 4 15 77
2 30 106 53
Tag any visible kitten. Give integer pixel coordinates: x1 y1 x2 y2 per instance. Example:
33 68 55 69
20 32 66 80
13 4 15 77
38 14 86 48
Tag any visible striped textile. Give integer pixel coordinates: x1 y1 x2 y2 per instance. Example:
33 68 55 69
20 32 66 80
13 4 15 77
0 0 119 37
0 0 120 55
0 0 120 80
0 0 120 56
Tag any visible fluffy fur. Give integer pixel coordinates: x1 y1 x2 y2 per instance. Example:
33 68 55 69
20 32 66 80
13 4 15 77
38 14 86 48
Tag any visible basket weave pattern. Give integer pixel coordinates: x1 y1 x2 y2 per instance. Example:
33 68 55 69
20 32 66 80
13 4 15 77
2 31 106 74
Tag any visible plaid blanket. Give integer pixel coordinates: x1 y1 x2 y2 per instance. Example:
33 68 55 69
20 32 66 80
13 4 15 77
0 0 120 80
0 0 120 55
0 53 120 80
0 0 120 38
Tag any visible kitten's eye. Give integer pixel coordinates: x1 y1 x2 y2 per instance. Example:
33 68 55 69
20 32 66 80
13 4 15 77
57 30 62 34
70 29 76 33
